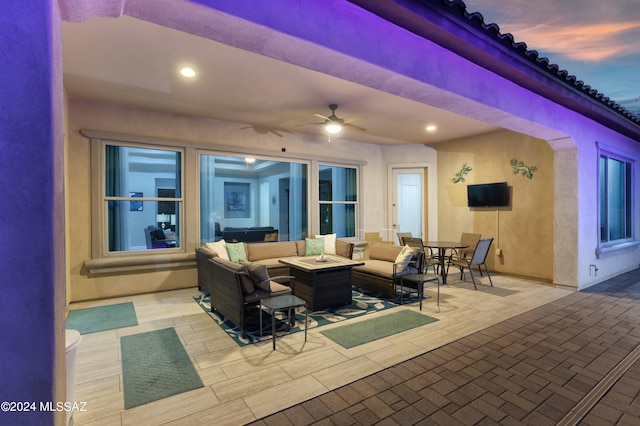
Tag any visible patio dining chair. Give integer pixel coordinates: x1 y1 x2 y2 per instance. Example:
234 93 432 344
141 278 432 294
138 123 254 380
450 232 481 262
448 237 494 290
397 232 412 246
402 237 438 274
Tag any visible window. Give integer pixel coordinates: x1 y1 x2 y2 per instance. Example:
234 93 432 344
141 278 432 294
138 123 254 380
104 144 182 252
319 165 358 237
199 154 308 243
599 153 632 244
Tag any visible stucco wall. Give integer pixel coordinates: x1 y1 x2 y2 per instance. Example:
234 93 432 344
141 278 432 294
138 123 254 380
0 1 66 423
434 129 554 281
67 99 441 301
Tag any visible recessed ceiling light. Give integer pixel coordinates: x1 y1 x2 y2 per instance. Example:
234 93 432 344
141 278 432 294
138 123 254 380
179 67 196 78
426 125 437 132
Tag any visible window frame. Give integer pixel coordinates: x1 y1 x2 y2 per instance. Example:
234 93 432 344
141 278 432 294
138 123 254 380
91 138 185 258
596 142 636 257
197 150 312 244
317 162 360 238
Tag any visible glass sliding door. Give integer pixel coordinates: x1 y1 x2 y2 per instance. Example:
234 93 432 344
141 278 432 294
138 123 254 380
199 154 308 244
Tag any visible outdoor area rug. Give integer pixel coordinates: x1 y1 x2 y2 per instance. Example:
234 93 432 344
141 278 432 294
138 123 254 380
120 327 203 409
320 309 439 349
194 288 424 346
66 302 138 334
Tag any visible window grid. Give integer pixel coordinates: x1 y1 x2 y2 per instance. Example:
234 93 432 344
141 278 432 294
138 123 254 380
103 143 183 254
318 165 358 238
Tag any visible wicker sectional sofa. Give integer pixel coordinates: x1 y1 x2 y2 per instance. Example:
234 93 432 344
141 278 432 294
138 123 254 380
195 238 355 336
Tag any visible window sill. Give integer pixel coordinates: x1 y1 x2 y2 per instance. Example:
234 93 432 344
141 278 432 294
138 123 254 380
595 241 640 259
84 252 196 275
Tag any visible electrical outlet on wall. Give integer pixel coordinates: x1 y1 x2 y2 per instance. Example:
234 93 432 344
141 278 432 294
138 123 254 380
495 248 503 256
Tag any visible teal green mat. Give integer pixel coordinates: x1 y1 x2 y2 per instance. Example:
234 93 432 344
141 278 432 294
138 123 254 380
194 288 422 346
66 302 138 334
121 327 203 409
320 310 438 349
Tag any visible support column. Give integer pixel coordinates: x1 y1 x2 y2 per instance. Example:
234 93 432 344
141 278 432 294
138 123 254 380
0 1 65 425
553 147 579 289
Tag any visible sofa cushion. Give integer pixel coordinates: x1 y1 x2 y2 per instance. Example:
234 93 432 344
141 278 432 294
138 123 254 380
305 237 325 255
241 261 271 291
352 259 418 278
369 243 403 262
238 271 255 294
353 259 397 279
250 257 285 270
227 242 247 262
335 239 353 259
205 239 229 260
212 258 254 293
245 241 298 261
295 240 306 256
315 233 336 254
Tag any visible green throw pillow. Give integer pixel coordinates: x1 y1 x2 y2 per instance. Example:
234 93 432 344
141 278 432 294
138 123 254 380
226 242 247 263
305 237 325 256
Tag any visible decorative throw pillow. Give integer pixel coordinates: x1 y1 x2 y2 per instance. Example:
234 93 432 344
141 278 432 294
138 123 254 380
395 245 415 272
315 233 336 255
226 242 247 263
205 239 230 260
305 237 325 256
241 261 271 291
238 269 255 294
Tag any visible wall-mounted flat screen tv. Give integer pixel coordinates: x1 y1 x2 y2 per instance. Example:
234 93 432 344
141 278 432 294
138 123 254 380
467 182 509 207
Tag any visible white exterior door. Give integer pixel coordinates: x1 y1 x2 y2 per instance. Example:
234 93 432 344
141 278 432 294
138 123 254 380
391 167 424 242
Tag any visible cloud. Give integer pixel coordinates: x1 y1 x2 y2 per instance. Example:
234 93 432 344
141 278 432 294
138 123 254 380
462 0 640 102
505 21 640 62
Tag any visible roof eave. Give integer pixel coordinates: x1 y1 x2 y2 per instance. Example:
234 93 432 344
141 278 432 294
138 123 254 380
348 0 640 141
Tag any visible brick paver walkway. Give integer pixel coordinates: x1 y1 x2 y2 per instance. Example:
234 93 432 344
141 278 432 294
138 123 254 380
253 269 640 425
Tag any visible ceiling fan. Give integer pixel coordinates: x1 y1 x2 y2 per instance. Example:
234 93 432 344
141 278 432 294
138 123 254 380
310 104 367 134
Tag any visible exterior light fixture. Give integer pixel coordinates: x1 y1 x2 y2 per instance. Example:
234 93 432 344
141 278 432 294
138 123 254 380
244 157 256 164
426 125 437 132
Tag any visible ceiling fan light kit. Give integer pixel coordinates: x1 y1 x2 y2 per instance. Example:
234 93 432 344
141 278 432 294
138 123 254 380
312 104 367 139
325 122 342 134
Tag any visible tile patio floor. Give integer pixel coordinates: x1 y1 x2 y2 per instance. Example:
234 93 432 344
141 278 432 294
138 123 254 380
255 269 640 426
69 269 640 425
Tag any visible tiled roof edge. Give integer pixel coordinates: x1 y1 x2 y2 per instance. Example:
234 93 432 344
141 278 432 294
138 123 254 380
441 0 640 125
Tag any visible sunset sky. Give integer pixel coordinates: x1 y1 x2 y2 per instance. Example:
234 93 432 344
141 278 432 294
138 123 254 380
463 0 640 115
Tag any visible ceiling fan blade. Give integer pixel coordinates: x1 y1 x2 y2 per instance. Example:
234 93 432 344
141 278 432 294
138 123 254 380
294 122 324 128
344 123 367 132
313 113 331 121
342 116 367 124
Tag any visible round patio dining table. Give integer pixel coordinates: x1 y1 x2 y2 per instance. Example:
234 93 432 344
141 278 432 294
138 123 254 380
423 241 469 284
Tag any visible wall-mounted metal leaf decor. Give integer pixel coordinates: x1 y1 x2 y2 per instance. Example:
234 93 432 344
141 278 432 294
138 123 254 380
510 158 537 179
452 163 472 183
